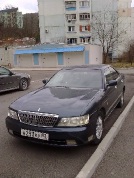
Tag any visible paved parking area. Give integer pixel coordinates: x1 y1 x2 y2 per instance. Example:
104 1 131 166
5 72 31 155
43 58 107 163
0 71 134 178
92 104 134 178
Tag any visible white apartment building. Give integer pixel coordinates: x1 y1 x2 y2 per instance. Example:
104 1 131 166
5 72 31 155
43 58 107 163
38 0 91 44
91 0 133 57
38 0 134 57
131 7 134 41
118 0 132 55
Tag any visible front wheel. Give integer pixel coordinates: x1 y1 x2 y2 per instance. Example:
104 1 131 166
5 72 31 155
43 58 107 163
92 111 104 145
19 78 28 91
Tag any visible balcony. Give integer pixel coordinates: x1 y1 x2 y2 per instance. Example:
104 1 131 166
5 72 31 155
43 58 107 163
79 25 90 32
66 14 77 22
65 1 76 11
79 1 90 8
79 13 90 20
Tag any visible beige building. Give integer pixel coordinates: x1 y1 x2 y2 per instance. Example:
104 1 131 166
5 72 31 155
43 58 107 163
13 44 102 68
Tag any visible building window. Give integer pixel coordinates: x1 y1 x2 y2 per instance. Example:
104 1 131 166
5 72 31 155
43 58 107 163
79 1 89 7
80 25 90 32
79 13 90 20
66 14 76 21
65 1 76 10
68 26 75 32
80 37 90 43
67 38 77 44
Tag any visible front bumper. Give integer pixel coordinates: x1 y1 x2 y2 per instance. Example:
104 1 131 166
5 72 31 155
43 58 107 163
6 117 94 146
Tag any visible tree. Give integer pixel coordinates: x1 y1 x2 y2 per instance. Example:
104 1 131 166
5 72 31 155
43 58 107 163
23 13 40 42
125 41 134 65
91 11 126 63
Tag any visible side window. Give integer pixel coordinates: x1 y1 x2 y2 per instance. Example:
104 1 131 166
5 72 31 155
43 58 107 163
0 67 10 75
109 67 119 80
104 68 112 84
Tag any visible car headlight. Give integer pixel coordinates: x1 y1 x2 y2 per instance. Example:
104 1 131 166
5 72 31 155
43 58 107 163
58 115 89 127
8 109 18 120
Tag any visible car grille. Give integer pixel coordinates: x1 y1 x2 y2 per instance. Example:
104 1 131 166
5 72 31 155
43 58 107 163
18 111 59 127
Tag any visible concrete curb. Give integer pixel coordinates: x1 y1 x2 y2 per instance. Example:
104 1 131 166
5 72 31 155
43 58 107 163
11 68 61 71
76 95 134 178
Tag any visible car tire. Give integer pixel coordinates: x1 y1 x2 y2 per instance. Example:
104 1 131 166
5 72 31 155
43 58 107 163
117 92 124 108
19 78 28 91
92 111 104 145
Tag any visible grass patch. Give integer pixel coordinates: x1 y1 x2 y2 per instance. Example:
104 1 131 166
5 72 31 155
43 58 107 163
109 62 134 68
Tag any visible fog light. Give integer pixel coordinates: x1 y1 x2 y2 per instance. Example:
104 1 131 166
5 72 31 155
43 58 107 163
8 129 13 134
88 135 93 142
67 140 76 145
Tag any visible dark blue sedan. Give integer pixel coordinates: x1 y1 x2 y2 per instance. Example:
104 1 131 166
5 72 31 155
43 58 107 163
6 65 125 146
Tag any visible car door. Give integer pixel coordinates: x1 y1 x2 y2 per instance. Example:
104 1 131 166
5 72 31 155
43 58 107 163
0 67 11 91
8 72 20 89
109 66 124 102
0 67 18 91
103 67 117 115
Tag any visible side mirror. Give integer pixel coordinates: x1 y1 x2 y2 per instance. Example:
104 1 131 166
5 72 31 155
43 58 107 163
9 71 14 76
42 79 49 85
108 80 117 87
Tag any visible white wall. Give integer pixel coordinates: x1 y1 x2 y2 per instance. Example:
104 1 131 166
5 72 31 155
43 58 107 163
88 45 103 64
39 53 57 67
16 54 33 68
0 47 14 66
92 0 118 12
64 52 84 66
38 0 66 43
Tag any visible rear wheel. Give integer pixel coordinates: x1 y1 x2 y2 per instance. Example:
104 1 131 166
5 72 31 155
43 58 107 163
92 111 104 145
19 78 28 91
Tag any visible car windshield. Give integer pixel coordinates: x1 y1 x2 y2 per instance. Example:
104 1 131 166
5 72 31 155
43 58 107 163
46 68 103 89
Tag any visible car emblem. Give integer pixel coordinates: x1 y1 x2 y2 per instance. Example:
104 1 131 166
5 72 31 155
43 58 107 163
38 108 41 112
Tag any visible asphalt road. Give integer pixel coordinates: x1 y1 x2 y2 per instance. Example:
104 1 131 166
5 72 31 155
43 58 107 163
0 70 134 178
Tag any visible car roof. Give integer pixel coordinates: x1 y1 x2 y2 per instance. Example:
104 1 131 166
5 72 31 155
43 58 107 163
62 64 110 70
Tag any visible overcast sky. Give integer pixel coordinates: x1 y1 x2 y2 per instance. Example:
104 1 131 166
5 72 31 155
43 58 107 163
132 0 134 6
0 0 38 14
0 0 134 14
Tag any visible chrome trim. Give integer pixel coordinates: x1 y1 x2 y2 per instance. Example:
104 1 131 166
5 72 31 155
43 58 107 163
18 110 59 128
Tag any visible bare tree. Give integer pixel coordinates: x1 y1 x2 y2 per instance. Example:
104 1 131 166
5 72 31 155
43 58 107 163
23 13 40 42
4 5 15 10
125 41 134 65
91 11 126 63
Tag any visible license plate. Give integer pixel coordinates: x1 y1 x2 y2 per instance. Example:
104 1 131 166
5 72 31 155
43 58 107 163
21 129 49 141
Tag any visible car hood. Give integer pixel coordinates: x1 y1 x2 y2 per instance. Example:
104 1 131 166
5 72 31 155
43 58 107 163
10 87 100 117
13 72 30 78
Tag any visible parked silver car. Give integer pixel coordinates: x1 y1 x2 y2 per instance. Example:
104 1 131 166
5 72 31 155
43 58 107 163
0 66 31 93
